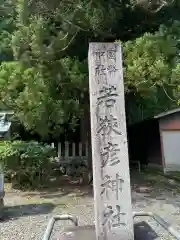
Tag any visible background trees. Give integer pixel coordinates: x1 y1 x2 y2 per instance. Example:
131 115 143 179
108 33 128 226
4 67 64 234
0 0 180 140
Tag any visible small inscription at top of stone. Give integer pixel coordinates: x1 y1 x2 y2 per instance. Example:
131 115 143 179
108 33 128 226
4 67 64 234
93 44 118 63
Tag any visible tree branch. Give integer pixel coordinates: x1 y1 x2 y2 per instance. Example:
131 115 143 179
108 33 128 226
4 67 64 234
59 30 79 52
135 0 175 13
162 84 176 102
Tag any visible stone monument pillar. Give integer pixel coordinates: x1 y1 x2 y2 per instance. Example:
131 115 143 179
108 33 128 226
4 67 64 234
88 42 134 240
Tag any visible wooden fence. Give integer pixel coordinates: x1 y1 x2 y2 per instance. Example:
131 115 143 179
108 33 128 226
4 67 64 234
54 142 88 161
51 141 141 171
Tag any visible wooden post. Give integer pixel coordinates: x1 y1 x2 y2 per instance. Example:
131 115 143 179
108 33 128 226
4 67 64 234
79 142 83 157
0 172 4 195
0 164 4 211
65 142 69 158
58 142 61 158
88 43 134 240
85 142 88 157
51 143 55 148
72 142 76 157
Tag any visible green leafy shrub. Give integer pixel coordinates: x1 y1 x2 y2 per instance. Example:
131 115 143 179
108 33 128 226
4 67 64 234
0 141 56 189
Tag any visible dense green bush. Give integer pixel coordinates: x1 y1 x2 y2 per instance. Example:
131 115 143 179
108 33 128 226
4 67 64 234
0 141 56 189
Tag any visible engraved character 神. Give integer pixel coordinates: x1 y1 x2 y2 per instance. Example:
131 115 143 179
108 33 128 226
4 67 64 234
100 142 120 167
97 85 118 107
101 173 124 200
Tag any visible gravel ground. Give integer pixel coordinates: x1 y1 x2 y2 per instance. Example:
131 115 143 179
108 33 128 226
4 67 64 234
1 172 180 240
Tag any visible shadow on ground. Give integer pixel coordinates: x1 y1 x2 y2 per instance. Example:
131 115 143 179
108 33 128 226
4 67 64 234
52 222 159 240
0 202 55 222
134 221 158 240
22 185 93 200
15 168 180 207
131 169 180 205
21 168 174 201
5 168 180 211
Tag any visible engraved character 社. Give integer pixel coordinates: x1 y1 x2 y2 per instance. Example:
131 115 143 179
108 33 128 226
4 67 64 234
97 85 118 108
102 205 126 231
100 141 120 167
101 173 124 200
97 115 121 136
112 205 126 227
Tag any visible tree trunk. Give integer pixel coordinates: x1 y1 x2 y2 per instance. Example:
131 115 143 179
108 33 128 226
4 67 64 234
80 93 92 171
